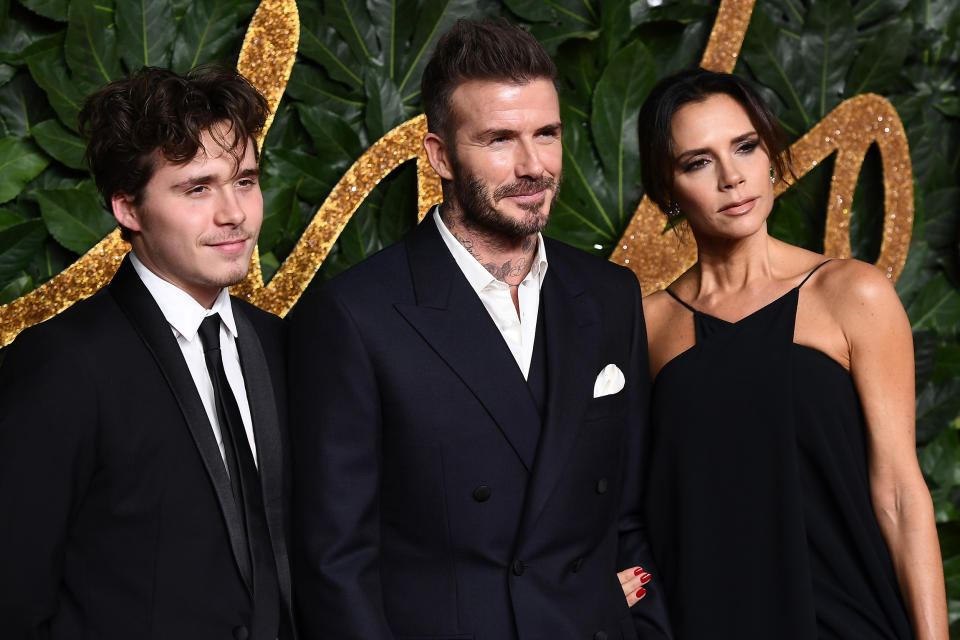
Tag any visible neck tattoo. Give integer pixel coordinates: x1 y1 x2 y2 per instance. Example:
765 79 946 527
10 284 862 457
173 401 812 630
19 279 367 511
440 205 538 285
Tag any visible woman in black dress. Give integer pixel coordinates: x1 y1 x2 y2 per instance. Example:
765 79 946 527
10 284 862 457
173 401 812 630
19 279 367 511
626 69 947 638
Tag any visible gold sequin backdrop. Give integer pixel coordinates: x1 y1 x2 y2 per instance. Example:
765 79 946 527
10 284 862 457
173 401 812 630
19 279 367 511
0 0 914 347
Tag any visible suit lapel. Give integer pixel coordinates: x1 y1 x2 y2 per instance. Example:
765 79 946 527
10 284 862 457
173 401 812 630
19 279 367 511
394 219 542 471
520 247 601 534
232 305 294 628
108 258 253 592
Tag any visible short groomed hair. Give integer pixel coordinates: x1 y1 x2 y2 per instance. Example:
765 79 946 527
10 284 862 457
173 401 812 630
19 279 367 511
79 64 269 238
638 68 793 213
421 19 557 140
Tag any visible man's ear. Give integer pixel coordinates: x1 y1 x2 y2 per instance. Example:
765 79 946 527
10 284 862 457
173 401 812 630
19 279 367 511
111 193 142 232
423 132 454 181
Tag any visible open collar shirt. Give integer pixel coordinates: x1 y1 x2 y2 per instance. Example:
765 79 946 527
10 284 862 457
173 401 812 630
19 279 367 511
432 206 548 380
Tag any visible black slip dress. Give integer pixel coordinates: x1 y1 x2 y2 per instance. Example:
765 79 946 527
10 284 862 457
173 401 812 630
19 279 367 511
644 262 913 639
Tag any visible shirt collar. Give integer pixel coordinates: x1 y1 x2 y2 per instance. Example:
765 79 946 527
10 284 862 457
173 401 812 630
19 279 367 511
432 205 549 293
129 252 238 342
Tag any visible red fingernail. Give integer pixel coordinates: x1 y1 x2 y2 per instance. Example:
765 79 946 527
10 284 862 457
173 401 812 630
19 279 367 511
640 572 652 584
636 587 646 598
634 567 643 576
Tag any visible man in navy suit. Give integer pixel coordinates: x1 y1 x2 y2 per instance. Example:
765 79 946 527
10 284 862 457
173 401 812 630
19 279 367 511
290 20 670 640
0 66 294 640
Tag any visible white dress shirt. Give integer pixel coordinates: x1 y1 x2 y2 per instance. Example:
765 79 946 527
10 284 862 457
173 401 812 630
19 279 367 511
433 206 548 380
130 253 258 468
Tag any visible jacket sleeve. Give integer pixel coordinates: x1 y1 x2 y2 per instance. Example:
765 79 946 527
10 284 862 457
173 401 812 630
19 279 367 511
0 327 98 639
617 275 674 639
287 286 395 639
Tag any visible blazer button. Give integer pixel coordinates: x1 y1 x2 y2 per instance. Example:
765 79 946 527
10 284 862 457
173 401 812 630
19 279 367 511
512 559 525 576
233 626 249 640
593 632 608 640
571 557 584 573
596 477 608 494
473 484 492 502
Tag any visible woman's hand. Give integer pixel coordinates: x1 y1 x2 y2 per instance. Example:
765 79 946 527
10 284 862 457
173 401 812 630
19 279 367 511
617 566 652 607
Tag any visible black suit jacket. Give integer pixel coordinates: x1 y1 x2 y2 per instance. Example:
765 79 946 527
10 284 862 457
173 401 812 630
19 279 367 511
0 258 295 640
289 218 671 639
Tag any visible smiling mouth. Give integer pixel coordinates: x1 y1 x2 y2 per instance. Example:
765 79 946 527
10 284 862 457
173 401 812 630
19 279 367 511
505 190 546 202
208 237 250 254
718 197 758 215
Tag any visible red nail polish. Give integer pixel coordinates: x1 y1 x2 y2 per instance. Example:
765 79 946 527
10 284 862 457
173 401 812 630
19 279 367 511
634 567 643 576
640 572 652 584
636 587 646 598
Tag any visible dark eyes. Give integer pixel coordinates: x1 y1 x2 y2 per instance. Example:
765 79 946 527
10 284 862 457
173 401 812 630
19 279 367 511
681 140 759 172
488 130 560 145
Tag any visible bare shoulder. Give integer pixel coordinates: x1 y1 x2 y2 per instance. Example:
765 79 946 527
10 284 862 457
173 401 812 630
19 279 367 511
642 286 696 378
811 259 904 316
801 259 910 353
642 289 676 326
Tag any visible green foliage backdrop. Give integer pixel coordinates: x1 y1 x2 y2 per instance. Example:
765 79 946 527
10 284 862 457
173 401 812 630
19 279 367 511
0 0 958 628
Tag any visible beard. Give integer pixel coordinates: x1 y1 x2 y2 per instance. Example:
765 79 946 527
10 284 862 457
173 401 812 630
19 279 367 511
449 157 562 238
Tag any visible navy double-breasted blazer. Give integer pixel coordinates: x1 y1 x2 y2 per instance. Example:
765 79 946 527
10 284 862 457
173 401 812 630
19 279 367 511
289 218 671 640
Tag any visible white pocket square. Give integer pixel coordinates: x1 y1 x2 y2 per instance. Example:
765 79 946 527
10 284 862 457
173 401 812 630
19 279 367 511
593 363 625 398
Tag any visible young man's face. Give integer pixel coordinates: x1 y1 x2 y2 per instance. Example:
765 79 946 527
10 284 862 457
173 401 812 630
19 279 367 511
113 128 263 308
429 78 563 237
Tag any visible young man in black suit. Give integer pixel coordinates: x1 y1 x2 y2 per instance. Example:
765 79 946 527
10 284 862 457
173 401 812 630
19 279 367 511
0 66 294 640
290 20 670 640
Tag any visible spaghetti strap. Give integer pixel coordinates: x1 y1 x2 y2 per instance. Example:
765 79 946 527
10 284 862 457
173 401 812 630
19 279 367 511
665 288 697 314
798 260 832 288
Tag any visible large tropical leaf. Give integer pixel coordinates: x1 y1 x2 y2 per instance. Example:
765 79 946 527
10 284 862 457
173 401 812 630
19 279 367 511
23 33 86 131
0 71 53 136
18 0 69 22
740 7 813 135
295 102 364 164
115 0 175 70
0 218 47 284
298 3 365 90
31 118 85 169
590 39 655 228
363 64 404 140
549 102 616 252
326 0 378 68
394 0 475 97
34 185 116 254
65 0 121 88
800 0 856 119
170 0 255 73
0 136 49 204
846 16 912 96
366 0 418 78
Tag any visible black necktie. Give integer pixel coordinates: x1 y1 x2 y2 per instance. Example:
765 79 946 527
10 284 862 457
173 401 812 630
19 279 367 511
197 314 259 509
197 313 282 638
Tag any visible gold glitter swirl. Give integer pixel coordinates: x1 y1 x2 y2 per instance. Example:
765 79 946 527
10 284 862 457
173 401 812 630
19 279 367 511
0 230 129 348
787 94 912 281
0 0 299 348
238 115 442 316
610 94 914 290
237 0 299 152
700 0 755 73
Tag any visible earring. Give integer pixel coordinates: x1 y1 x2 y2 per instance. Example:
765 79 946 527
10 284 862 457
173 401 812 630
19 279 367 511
770 167 776 184
666 202 682 219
